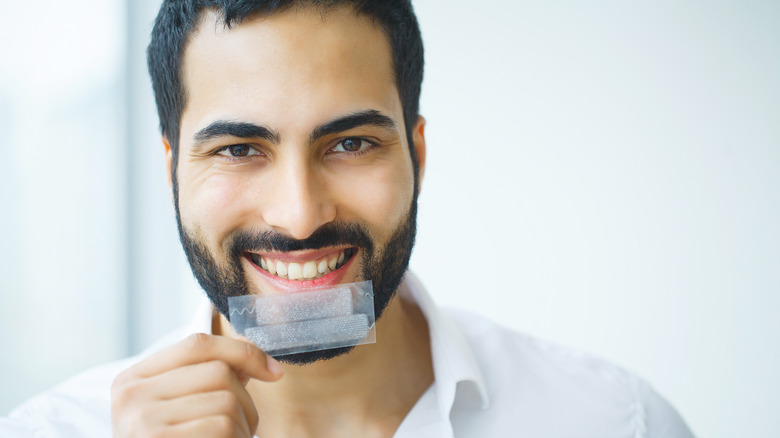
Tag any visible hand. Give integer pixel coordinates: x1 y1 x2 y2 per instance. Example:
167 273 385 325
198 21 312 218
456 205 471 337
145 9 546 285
111 333 284 438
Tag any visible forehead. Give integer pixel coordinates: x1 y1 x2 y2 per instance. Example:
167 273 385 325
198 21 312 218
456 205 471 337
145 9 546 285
180 7 400 141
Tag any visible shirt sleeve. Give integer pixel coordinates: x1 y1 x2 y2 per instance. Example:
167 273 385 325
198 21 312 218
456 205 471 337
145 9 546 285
639 381 696 438
0 407 45 438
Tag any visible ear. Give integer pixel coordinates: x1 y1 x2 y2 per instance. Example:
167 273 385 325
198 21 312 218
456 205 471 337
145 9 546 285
162 136 174 200
411 115 427 192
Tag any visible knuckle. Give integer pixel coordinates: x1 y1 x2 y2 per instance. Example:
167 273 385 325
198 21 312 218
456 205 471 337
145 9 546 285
111 366 143 400
242 341 263 362
185 332 211 349
110 381 126 405
111 379 137 409
112 369 130 389
212 414 238 434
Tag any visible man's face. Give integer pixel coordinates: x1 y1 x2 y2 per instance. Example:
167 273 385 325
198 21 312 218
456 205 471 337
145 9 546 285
167 8 425 362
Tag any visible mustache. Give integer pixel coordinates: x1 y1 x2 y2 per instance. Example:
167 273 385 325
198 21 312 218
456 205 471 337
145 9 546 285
228 222 375 257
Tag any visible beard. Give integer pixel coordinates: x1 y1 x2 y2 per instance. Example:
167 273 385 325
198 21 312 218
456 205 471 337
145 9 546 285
175 196 418 365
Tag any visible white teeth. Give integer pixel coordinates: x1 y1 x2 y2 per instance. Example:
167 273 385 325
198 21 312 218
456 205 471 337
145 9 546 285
276 261 288 277
317 258 329 274
303 261 318 278
287 262 302 280
254 249 352 281
266 258 277 275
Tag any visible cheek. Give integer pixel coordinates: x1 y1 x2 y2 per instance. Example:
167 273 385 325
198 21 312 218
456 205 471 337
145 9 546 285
179 170 256 246
329 160 414 237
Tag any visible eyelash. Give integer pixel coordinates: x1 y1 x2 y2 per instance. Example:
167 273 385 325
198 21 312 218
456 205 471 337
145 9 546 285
213 144 263 163
328 137 378 156
212 137 379 162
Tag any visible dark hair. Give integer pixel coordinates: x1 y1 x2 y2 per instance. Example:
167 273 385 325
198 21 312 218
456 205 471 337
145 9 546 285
147 0 424 188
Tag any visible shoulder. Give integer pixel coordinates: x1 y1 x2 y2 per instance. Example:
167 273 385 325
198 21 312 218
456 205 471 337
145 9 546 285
444 307 643 405
0 329 190 438
443 308 694 438
0 356 135 437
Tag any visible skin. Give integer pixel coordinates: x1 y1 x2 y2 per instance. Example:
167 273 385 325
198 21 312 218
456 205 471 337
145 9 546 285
112 6 432 438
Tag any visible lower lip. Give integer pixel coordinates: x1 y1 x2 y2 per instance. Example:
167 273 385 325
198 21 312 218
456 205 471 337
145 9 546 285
245 251 358 292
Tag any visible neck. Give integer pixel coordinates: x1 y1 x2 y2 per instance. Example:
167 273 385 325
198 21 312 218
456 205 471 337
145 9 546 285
215 285 434 438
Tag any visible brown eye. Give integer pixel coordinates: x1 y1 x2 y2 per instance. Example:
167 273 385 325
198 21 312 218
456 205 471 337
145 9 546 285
342 138 361 151
216 144 260 158
228 145 249 156
332 138 374 153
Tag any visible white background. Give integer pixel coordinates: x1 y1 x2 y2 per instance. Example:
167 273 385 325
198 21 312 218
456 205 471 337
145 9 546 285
1 1 778 437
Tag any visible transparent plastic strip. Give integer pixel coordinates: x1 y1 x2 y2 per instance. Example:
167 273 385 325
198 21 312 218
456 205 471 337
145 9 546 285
228 280 375 356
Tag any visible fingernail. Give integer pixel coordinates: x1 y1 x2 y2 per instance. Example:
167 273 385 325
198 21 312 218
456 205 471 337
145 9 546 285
267 355 284 377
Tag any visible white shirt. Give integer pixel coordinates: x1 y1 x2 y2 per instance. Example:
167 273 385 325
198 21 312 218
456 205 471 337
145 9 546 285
1 273 694 437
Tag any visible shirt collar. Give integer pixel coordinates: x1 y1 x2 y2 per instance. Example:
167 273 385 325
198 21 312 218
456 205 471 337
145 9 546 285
191 293 217 336
193 272 491 426
399 272 490 415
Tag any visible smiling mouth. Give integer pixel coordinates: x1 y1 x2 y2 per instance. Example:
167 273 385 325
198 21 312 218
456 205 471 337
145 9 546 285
247 248 356 281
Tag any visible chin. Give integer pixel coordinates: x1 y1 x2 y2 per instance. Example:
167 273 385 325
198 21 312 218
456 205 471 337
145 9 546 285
274 345 356 365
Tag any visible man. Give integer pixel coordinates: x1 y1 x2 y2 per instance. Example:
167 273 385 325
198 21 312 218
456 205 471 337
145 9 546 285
1 1 695 437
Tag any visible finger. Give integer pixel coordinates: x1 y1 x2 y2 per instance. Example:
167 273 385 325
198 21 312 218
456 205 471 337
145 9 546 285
145 360 249 399
111 362 260 437
142 390 253 437
234 335 263 386
127 333 283 382
141 360 259 430
235 370 251 387
158 415 248 438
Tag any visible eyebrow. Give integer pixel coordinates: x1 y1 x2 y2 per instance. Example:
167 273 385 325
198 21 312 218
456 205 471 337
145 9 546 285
310 110 398 144
191 109 397 149
193 121 280 148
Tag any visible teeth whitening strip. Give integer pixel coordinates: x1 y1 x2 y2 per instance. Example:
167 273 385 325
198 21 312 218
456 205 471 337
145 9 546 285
228 281 375 356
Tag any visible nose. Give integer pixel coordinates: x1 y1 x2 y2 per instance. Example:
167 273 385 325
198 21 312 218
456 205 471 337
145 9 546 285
260 154 337 240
